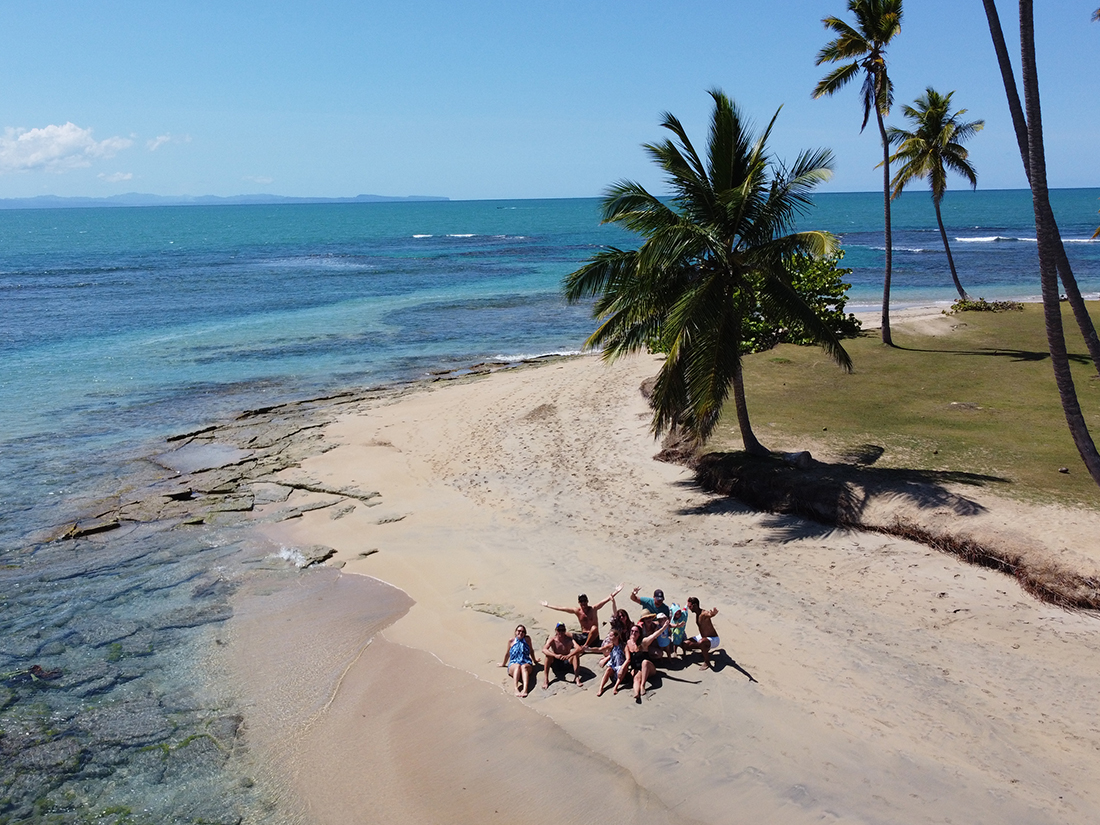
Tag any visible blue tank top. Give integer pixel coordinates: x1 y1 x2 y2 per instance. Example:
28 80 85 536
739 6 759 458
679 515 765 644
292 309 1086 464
508 637 533 666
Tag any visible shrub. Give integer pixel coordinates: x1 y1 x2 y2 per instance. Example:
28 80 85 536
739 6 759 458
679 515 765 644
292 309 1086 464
946 297 1025 314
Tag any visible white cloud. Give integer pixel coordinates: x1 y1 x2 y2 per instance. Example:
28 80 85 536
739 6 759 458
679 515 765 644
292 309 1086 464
147 133 190 151
98 171 133 183
243 175 274 185
0 122 132 173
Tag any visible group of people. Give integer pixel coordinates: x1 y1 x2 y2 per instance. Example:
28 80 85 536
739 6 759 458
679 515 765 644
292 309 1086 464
500 584 721 703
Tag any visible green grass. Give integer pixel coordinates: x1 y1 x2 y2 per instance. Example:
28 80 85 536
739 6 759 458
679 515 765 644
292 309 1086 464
710 302 1100 508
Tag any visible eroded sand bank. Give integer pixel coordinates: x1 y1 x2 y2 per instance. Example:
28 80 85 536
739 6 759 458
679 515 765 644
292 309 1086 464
252 351 1100 825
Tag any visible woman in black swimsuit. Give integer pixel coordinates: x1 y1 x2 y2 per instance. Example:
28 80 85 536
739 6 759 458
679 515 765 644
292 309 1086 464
622 618 668 703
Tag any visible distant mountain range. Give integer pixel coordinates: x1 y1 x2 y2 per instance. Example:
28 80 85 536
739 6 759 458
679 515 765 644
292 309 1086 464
0 193 449 209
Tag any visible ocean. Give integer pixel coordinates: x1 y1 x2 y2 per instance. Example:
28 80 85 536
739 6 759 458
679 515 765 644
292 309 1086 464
1 189 1098 822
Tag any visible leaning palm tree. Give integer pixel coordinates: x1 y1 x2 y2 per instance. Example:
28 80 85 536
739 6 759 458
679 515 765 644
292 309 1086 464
886 88 983 301
980 0 1100 489
813 0 903 346
981 0 1100 375
563 90 852 455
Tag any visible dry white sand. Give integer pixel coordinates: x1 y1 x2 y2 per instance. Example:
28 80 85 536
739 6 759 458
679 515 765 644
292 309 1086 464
253 351 1100 825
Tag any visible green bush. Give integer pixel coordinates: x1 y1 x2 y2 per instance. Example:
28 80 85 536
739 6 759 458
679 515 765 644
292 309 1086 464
644 251 860 356
946 297 1025 313
741 251 861 354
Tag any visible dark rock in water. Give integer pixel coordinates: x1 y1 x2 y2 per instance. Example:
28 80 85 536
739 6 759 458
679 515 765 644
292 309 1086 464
70 673 118 698
10 736 85 772
191 576 238 600
72 617 140 648
80 698 175 747
207 713 244 746
152 602 234 630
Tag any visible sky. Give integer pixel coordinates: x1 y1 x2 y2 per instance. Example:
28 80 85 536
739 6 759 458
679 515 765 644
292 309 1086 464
0 1 1097 201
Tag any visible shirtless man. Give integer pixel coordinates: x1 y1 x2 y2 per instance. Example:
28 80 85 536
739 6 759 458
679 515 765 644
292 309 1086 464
540 583 622 651
681 597 720 670
542 622 584 688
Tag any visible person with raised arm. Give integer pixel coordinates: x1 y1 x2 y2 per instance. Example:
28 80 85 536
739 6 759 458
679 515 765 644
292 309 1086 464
624 616 669 703
681 597 721 670
540 584 623 650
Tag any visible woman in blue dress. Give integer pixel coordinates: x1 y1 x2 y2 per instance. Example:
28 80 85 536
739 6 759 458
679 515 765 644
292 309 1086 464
500 624 539 697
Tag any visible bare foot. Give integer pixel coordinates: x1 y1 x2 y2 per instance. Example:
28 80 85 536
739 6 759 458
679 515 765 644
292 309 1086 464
520 690 529 698
542 683 549 690
699 662 710 670
514 689 523 697
577 680 586 690
613 687 619 695
596 687 605 697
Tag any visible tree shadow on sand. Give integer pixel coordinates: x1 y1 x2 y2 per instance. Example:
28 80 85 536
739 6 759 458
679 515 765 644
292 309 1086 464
683 451 1100 611
689 451 1005 527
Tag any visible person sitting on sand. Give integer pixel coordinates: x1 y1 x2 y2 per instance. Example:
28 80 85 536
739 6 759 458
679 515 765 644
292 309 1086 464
595 628 628 697
630 587 672 656
500 624 539 697
542 622 584 688
624 617 669 703
540 584 622 650
681 597 720 670
668 604 689 657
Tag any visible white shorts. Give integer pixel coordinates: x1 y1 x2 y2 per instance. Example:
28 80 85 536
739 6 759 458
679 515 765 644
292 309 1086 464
691 635 720 648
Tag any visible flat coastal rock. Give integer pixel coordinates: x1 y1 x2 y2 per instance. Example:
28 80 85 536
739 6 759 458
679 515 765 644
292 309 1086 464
153 443 254 474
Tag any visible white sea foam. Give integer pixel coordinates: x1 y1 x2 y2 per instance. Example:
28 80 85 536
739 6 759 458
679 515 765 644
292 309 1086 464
447 233 476 238
492 349 585 362
955 235 1035 243
412 234 432 238
275 547 308 568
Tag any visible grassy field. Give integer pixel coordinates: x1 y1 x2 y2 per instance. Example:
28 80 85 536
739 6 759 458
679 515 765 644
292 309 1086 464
710 302 1100 509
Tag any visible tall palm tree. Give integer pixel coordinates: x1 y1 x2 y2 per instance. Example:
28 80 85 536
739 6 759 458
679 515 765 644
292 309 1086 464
886 88 983 301
1016 0 1100 487
563 90 851 454
981 0 1100 376
813 0 903 346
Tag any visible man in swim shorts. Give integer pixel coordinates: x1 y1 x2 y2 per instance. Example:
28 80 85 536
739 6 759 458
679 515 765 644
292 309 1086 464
542 622 585 688
540 584 622 650
681 597 720 670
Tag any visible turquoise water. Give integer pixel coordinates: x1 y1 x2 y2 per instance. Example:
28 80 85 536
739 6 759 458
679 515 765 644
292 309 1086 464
1 190 1098 821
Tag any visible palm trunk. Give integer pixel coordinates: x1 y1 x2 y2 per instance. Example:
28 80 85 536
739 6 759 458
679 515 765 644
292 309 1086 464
982 0 1100 377
934 198 969 301
1019 0 1100 487
876 107 894 347
731 356 767 456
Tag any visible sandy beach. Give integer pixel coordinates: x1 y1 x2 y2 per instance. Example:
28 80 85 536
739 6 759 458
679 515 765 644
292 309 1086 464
244 346 1100 825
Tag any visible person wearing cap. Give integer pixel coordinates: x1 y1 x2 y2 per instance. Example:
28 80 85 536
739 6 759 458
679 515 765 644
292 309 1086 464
540 584 622 651
630 587 672 655
542 622 584 689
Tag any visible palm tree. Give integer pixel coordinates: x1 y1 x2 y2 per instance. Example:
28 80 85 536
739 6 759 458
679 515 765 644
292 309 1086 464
1017 0 1100 487
981 0 1100 376
563 90 852 455
813 0 903 346
885 88 983 301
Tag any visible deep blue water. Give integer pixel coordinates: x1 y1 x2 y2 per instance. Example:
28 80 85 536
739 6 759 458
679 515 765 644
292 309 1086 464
0 191 1098 822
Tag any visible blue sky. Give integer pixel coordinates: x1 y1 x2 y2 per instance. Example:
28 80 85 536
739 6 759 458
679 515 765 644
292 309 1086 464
0 1 1096 200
